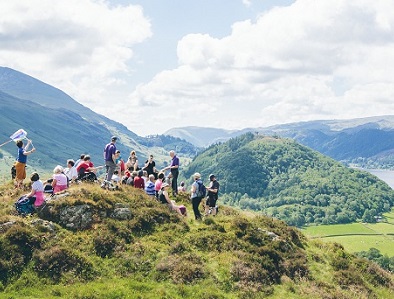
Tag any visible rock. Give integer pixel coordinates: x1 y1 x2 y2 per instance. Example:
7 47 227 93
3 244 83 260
59 204 93 230
0 221 16 233
111 207 132 220
30 219 56 234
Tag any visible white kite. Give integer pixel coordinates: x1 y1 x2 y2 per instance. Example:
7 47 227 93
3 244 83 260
0 129 30 147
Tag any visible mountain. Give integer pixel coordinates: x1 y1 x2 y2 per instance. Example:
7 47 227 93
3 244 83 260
164 126 252 148
0 183 393 298
0 67 198 176
164 116 394 167
180 133 394 227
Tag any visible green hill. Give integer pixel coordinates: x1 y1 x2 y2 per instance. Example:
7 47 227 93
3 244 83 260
0 183 393 298
181 133 394 227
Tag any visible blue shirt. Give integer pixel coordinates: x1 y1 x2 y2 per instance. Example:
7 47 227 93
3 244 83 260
145 181 156 196
170 155 179 168
17 147 27 163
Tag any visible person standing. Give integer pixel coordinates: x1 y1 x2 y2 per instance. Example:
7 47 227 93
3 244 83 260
205 174 220 216
190 172 203 220
103 136 117 186
163 150 179 196
15 139 35 188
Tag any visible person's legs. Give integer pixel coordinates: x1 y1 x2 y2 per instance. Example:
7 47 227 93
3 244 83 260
15 162 26 188
105 161 116 182
171 169 179 196
192 196 202 220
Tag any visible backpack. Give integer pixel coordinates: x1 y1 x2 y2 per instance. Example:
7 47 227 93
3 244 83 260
15 196 36 216
196 181 207 198
11 165 16 180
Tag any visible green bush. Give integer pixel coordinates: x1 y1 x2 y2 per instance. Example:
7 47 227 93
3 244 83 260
93 230 119 258
155 253 206 284
33 246 95 282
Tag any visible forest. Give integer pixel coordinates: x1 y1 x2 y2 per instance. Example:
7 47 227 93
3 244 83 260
181 133 394 227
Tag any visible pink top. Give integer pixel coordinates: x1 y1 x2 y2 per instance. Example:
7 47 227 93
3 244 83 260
155 180 162 191
53 173 68 193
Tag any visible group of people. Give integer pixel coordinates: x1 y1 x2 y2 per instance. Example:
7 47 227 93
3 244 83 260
13 136 219 219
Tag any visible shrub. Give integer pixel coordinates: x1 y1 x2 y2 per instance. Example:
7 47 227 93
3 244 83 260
354 258 394 289
188 230 240 252
0 240 25 284
169 241 189 255
93 230 119 258
33 246 95 282
231 217 251 238
106 219 134 244
155 253 206 284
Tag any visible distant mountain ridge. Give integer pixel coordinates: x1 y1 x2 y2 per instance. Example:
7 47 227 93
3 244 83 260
0 67 198 175
165 116 394 166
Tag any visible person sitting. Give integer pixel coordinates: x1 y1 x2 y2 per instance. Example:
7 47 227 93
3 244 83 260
112 170 121 184
158 183 171 205
52 165 68 194
178 181 186 193
64 159 78 183
76 155 97 182
74 154 85 169
115 150 126 176
170 200 187 216
145 174 156 197
142 170 149 185
125 150 139 171
25 172 45 207
155 172 165 198
158 183 187 216
143 154 158 179
134 170 145 189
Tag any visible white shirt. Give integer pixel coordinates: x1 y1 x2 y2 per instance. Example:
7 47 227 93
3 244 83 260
64 166 78 180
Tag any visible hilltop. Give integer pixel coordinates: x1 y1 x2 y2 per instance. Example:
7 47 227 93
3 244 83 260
0 182 393 299
181 133 394 227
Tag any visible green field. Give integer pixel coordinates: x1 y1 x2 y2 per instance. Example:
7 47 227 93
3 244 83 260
302 209 394 256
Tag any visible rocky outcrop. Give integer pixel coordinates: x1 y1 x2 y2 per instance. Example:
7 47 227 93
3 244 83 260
110 203 132 220
58 204 93 230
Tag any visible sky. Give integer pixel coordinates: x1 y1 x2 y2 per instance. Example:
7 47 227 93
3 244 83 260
1 0 394 136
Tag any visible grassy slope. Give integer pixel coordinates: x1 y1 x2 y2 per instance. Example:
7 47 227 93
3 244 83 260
302 209 394 255
0 182 393 299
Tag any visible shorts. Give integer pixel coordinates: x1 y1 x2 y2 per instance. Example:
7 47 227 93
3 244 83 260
15 162 26 180
206 197 217 208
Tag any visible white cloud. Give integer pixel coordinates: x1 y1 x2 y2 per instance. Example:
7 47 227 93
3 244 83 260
125 0 394 134
242 0 252 8
0 0 151 109
2 0 394 136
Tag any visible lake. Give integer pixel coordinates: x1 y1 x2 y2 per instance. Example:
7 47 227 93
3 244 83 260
363 169 394 189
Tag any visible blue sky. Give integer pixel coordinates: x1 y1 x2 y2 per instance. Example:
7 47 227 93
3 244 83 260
1 0 394 136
